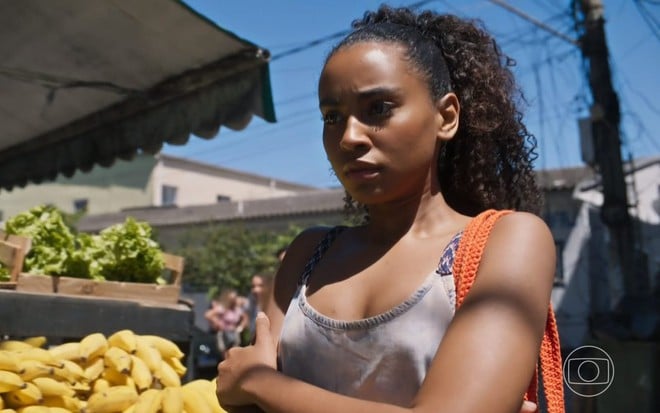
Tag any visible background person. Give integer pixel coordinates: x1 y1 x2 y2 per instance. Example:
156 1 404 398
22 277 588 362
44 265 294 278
205 288 247 357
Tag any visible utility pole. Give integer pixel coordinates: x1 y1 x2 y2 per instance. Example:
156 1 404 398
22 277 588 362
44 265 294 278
576 0 650 334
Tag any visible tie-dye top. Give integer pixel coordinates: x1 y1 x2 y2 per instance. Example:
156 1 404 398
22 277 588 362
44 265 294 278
277 227 462 407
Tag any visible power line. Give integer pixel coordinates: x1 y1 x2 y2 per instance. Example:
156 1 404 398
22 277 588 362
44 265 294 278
633 0 660 41
486 0 579 46
270 0 438 62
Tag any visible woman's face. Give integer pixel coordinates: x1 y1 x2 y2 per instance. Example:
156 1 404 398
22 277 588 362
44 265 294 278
319 41 443 206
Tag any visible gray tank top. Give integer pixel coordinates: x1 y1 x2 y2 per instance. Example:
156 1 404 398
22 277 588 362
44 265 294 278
278 227 462 407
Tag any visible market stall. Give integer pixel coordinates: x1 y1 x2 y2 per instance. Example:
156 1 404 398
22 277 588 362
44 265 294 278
0 0 275 191
0 0 276 396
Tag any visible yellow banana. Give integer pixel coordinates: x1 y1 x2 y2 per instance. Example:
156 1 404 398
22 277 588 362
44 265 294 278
184 379 226 413
92 378 111 394
0 409 13 413
104 347 131 374
124 376 137 393
102 366 127 386
79 333 108 363
165 356 187 377
60 359 85 381
153 359 180 388
0 351 22 373
15 407 50 413
83 357 105 381
133 388 162 413
139 336 184 359
108 330 138 355
86 385 138 413
14 348 62 368
4 382 42 406
134 338 162 373
123 405 136 413
130 355 153 392
46 408 72 413
30 377 75 397
0 341 33 352
17 360 53 381
41 394 84 411
181 384 213 413
47 342 81 362
70 380 91 393
161 386 183 413
20 337 47 349
51 363 78 384
0 371 26 393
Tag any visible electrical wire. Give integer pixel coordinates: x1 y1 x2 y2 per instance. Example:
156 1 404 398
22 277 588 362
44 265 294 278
633 0 660 41
269 0 438 62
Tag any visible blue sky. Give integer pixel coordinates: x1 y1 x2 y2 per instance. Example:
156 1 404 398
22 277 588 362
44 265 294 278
164 0 660 188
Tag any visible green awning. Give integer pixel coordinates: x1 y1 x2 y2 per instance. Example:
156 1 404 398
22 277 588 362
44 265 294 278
0 0 276 191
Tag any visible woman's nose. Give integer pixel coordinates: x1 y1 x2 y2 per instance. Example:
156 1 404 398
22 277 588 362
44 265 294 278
339 116 371 152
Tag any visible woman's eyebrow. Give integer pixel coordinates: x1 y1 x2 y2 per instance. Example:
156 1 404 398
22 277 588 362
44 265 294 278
319 97 339 108
320 86 402 107
355 86 402 99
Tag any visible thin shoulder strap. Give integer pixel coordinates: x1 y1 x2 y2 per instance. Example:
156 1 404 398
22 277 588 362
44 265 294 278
452 209 565 413
299 226 346 286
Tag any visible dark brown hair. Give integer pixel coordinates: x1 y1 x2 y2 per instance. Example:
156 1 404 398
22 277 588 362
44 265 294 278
329 5 542 217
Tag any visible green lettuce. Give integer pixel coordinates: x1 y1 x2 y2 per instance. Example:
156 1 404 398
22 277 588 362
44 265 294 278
4 206 164 283
95 217 165 283
4 205 76 276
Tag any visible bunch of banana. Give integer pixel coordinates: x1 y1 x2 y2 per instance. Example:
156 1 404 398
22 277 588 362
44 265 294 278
0 330 227 413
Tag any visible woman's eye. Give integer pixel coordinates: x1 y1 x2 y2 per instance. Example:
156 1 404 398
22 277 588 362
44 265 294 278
322 112 342 125
370 101 394 117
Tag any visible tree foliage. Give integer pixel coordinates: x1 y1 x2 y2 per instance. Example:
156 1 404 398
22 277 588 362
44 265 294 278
175 224 301 296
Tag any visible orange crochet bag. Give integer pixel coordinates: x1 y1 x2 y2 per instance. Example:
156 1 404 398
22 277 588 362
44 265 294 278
452 209 565 413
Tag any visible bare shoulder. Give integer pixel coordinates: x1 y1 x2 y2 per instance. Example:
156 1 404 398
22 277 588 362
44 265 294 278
477 211 556 303
415 212 557 412
270 227 334 313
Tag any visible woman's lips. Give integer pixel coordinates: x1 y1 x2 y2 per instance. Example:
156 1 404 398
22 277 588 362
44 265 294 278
344 164 380 180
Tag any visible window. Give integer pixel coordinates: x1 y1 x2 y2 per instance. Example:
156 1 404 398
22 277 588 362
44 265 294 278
73 199 88 213
161 185 178 206
216 195 231 202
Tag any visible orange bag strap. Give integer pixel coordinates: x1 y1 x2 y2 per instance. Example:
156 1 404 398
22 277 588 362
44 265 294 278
452 209 565 413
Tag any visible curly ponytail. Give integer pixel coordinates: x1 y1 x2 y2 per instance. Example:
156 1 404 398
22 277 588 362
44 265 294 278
330 5 542 216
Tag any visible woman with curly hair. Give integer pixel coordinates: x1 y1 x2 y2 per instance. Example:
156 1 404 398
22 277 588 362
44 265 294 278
216 5 562 413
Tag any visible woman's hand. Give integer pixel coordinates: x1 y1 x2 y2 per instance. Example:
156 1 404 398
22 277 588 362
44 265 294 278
217 312 277 407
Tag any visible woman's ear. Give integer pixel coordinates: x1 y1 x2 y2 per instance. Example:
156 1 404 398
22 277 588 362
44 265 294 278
435 92 459 142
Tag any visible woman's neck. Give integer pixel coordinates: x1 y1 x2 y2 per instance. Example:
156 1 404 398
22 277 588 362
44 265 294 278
362 189 465 244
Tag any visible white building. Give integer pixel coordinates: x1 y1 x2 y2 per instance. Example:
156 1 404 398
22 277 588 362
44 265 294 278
0 153 315 221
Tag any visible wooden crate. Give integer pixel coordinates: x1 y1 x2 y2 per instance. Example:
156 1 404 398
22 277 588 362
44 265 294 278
15 273 56 293
55 277 181 305
14 252 185 306
0 231 32 290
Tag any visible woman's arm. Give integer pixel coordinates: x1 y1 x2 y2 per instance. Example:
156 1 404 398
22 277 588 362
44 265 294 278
410 212 556 413
218 213 555 413
205 305 221 331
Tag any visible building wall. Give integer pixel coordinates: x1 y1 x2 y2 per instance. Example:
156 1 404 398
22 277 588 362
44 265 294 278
0 155 156 220
152 156 306 207
0 153 315 223
550 161 660 349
